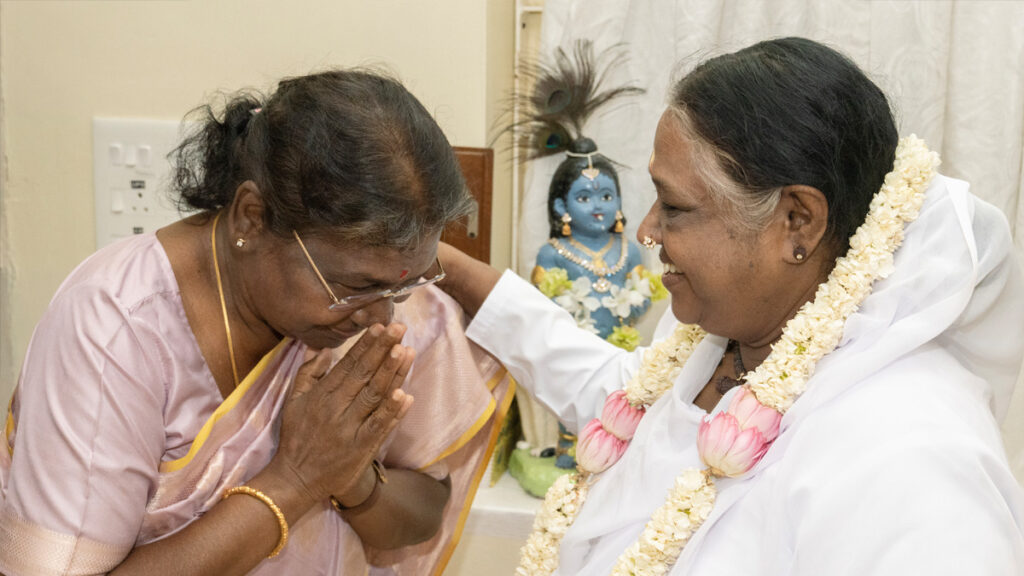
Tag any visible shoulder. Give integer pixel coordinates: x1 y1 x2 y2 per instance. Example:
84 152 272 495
57 234 179 310
625 240 643 267
535 241 561 268
25 235 186 393
777 350 1019 526
767 359 1024 569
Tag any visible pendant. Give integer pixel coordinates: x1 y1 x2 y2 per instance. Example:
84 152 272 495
593 277 612 293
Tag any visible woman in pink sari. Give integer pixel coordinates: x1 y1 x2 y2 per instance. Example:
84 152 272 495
0 70 513 576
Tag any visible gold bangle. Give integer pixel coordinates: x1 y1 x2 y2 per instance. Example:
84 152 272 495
223 486 289 558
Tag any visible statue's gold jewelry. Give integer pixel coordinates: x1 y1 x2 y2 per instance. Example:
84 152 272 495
547 235 629 292
561 213 573 237
567 236 615 271
613 210 624 233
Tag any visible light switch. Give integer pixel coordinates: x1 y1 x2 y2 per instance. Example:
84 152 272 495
108 143 123 166
111 190 125 213
123 146 138 167
137 145 152 167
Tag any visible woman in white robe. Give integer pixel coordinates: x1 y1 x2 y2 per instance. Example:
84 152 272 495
437 37 1024 575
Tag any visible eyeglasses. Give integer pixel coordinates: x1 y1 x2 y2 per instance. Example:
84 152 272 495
292 230 445 311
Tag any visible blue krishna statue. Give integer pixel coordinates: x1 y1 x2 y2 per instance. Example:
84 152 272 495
506 42 666 489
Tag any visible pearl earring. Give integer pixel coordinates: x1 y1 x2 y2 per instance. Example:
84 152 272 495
794 246 806 261
236 238 247 248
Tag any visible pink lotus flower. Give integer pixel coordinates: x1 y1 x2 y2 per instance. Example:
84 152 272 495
600 390 645 441
697 413 771 477
727 386 782 442
576 418 628 473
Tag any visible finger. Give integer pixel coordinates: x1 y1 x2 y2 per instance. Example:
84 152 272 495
395 390 414 420
383 348 415 400
320 324 384 390
334 323 407 401
359 389 414 445
291 348 331 397
347 343 410 419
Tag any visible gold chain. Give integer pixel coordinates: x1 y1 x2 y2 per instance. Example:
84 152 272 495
567 236 614 269
211 212 240 387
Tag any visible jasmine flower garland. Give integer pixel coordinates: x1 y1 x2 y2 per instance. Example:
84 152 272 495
516 136 939 576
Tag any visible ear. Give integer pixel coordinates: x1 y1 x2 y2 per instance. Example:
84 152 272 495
227 180 267 241
553 197 567 217
778 185 828 264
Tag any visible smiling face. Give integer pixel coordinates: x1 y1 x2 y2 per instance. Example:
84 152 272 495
246 231 439 350
638 111 801 343
556 172 621 237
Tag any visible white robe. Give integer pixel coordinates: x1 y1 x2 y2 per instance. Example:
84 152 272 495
466 175 1024 575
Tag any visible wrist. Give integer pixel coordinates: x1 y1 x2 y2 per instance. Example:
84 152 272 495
332 460 388 513
250 461 319 522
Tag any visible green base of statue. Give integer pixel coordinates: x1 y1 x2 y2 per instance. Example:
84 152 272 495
508 447 574 498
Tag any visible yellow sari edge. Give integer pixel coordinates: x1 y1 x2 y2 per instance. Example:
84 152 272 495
5 393 15 457
160 338 291 473
431 375 517 576
415 369 506 472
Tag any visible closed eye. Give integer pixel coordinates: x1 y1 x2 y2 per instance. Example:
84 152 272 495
660 201 685 214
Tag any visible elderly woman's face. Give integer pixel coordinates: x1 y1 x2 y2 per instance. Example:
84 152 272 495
639 111 790 342
252 233 439 350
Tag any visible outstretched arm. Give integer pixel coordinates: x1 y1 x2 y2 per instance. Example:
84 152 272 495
435 242 502 317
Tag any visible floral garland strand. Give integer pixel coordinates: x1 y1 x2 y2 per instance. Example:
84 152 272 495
516 323 707 575
516 136 939 576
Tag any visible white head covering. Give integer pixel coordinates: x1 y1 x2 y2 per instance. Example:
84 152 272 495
790 174 1023 425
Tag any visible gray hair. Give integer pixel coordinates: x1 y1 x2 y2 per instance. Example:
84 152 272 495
669 106 781 234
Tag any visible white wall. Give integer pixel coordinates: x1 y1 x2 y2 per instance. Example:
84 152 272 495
0 0 514 403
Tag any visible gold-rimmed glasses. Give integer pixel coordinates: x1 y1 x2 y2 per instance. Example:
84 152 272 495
292 230 445 311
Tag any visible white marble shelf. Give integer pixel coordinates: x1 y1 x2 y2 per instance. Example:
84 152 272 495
463 471 543 539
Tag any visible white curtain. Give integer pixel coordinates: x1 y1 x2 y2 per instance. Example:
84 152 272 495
516 0 1024 478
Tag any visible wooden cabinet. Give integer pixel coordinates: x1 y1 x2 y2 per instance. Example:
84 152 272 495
444 147 493 263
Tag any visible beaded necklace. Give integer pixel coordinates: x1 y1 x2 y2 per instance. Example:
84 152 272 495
547 235 629 292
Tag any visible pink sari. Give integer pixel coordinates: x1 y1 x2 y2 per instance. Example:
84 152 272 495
0 233 512 576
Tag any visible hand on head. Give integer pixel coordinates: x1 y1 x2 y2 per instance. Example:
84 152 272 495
268 322 415 508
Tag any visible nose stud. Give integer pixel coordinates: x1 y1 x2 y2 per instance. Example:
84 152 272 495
641 236 656 249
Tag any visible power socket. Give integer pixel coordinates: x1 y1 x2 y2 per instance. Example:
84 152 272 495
93 117 191 249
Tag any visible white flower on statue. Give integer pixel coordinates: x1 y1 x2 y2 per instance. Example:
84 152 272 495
576 314 600 335
554 277 601 317
601 284 647 319
625 270 653 299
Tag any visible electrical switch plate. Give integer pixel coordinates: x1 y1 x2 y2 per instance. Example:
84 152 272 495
93 117 192 249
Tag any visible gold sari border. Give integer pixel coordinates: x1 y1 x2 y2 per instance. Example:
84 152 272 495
416 369 507 472
160 338 291 473
0 506 128 576
5 397 15 457
432 376 517 576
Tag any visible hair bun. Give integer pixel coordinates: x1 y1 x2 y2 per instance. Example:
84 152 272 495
569 137 597 155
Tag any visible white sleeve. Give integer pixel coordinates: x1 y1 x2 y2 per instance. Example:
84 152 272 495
465 270 643 432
